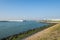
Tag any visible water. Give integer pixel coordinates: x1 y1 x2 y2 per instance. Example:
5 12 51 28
0 21 48 39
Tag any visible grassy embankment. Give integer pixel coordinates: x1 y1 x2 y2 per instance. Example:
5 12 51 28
38 23 60 40
24 23 60 40
1 23 56 40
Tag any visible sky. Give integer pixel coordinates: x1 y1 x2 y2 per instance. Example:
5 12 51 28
0 0 60 20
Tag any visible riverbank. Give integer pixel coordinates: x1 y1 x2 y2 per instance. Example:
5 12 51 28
1 23 56 40
23 23 60 40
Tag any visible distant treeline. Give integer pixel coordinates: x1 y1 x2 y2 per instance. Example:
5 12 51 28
1 23 56 40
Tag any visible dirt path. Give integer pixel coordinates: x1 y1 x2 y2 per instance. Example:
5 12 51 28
23 23 60 40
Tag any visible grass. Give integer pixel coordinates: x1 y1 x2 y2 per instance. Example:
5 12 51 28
1 23 56 40
36 23 60 40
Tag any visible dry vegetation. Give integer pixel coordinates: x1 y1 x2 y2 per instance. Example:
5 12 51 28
24 23 60 40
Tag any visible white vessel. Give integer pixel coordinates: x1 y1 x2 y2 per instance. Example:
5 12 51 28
8 20 24 22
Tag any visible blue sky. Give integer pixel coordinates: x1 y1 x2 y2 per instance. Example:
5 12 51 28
0 0 60 20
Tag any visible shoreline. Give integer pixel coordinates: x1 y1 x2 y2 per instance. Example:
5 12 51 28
23 23 60 40
1 23 56 40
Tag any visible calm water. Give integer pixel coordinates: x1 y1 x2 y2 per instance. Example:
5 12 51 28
0 21 48 39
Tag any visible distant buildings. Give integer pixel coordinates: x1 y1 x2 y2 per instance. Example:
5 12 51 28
50 19 60 21
39 19 60 23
